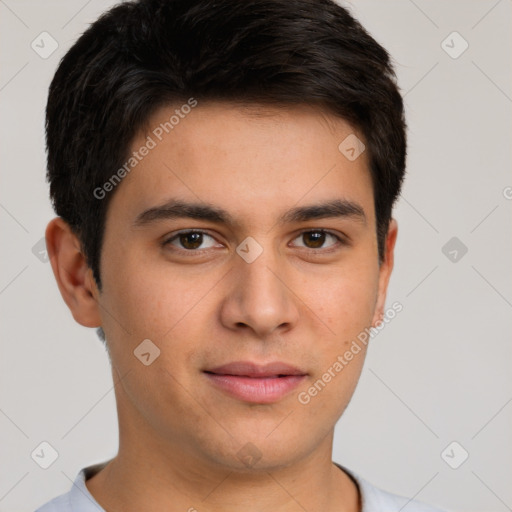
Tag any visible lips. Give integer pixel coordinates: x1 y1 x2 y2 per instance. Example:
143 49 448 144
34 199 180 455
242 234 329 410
205 360 307 378
204 361 307 404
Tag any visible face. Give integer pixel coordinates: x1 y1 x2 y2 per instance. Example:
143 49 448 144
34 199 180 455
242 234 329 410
55 102 396 472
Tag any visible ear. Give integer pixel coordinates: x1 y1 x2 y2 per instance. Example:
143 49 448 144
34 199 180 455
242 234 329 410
371 218 398 326
45 217 102 328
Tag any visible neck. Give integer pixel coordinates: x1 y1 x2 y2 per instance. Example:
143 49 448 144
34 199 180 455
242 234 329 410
86 452 360 512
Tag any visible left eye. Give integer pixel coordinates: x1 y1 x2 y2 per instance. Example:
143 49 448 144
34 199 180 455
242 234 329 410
291 230 341 250
164 231 220 250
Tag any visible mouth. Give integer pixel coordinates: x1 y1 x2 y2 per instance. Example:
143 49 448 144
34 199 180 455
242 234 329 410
203 361 308 404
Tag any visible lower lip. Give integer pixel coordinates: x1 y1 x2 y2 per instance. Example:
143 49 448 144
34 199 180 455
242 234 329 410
204 373 307 403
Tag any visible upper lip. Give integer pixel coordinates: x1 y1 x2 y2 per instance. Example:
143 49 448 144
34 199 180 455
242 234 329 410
204 361 307 378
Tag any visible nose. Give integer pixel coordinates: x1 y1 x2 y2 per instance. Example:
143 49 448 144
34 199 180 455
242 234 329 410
219 246 300 338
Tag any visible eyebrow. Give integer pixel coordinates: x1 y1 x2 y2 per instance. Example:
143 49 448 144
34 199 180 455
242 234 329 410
280 199 366 225
133 198 366 227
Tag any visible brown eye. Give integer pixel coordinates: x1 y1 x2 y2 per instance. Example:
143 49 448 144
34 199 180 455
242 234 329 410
179 232 203 249
292 230 341 250
303 231 326 248
164 231 219 251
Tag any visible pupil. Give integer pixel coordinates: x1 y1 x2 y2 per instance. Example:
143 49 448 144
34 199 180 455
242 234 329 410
181 232 202 249
304 231 324 248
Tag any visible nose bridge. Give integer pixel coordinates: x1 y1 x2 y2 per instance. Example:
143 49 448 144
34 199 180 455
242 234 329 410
241 251 282 302
221 238 299 336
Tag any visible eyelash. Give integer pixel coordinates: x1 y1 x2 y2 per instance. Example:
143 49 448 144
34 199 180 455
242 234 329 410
162 229 347 254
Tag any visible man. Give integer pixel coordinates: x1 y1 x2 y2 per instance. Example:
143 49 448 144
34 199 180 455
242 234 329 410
36 0 446 510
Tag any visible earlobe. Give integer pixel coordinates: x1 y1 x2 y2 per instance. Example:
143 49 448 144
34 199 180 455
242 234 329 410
371 219 398 326
45 217 102 328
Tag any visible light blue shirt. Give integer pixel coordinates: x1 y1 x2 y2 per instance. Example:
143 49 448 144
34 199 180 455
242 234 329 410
35 461 446 512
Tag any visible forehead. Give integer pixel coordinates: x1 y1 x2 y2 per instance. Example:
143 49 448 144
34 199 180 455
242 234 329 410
107 101 374 227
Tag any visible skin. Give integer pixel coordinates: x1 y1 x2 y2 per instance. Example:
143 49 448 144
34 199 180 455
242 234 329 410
46 102 397 512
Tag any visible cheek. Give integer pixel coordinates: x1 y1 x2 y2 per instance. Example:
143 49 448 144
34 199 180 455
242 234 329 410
98 250 225 375
98 259 207 408
305 261 380 341
295 268 377 421
100 248 186 338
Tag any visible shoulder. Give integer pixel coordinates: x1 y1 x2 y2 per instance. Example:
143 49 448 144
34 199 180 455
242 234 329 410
34 462 108 512
357 476 446 512
34 492 72 512
337 464 447 512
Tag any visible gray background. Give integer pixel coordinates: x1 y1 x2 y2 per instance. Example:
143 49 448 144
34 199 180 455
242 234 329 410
0 1 510 511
